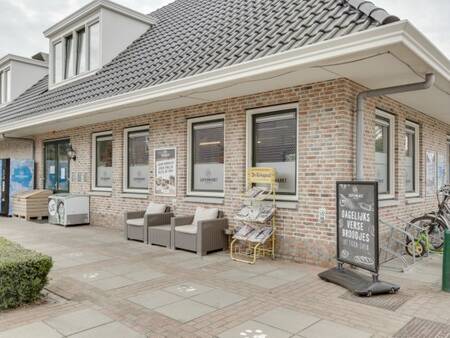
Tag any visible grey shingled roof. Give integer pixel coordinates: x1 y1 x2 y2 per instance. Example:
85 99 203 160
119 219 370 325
0 0 398 124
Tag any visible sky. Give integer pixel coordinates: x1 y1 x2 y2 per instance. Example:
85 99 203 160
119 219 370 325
0 0 449 59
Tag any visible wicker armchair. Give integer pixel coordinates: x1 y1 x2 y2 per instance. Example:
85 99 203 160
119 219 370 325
124 207 173 244
171 210 228 256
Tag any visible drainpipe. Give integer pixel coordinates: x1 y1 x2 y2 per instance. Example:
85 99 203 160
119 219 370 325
356 73 435 180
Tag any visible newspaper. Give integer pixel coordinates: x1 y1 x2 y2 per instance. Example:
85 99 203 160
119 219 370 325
233 224 273 244
235 204 275 223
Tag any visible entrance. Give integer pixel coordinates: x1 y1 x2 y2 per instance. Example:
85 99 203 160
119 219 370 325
44 139 70 193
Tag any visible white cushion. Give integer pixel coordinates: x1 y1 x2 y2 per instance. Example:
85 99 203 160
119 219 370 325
127 218 144 226
175 224 197 234
192 207 219 225
146 203 167 215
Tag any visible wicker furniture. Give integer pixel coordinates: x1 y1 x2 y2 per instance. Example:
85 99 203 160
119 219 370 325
171 208 228 256
124 204 173 244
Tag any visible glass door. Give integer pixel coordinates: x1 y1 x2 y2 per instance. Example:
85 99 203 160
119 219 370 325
44 140 70 193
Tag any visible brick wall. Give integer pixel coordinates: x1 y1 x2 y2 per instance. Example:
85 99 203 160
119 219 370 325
1 77 448 266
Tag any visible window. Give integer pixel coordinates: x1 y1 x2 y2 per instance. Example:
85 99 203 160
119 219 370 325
64 35 74 79
44 139 70 193
88 22 100 70
0 68 10 105
51 20 100 85
187 115 225 197
92 132 113 191
76 28 87 74
53 42 63 83
405 121 419 196
247 104 298 199
123 126 149 192
375 110 395 198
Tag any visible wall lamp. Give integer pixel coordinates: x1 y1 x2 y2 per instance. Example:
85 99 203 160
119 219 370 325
67 144 77 161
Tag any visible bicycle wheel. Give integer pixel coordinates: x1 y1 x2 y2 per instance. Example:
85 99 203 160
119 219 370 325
408 215 447 250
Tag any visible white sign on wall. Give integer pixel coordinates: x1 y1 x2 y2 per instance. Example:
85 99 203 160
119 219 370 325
426 150 437 196
155 148 177 196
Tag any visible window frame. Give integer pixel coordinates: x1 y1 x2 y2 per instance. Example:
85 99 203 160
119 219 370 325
91 131 113 192
123 125 149 194
186 114 225 198
50 18 100 88
246 103 299 202
0 67 11 106
375 109 396 200
405 120 420 198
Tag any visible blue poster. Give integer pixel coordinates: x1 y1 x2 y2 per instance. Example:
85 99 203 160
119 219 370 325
8 159 34 215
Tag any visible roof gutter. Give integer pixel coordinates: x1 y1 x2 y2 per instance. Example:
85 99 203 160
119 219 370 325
355 73 435 180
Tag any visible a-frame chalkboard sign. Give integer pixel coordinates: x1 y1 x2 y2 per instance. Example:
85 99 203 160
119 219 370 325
319 181 400 297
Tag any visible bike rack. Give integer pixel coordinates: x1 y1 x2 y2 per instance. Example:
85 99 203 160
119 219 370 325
379 216 426 272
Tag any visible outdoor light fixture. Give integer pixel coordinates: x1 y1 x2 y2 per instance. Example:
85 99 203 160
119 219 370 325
66 144 77 161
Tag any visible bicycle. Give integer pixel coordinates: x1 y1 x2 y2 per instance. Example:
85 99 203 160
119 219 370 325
406 185 450 252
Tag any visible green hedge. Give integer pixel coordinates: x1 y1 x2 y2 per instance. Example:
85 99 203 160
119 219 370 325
0 237 53 310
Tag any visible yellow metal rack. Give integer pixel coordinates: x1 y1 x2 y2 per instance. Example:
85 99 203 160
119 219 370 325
230 167 277 264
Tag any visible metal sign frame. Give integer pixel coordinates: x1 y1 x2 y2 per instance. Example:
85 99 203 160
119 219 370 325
336 181 379 274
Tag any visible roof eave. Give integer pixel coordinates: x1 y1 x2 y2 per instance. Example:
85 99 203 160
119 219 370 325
0 54 48 69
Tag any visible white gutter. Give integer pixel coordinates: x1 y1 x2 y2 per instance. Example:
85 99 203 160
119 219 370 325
0 20 448 135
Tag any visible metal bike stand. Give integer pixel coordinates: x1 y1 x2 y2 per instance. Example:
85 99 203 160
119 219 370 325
379 218 419 272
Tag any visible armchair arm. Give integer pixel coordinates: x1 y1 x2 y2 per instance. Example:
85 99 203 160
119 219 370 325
171 215 194 227
197 218 229 232
197 218 229 255
124 210 145 221
146 212 174 227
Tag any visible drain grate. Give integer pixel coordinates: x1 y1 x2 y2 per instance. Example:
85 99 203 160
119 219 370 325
339 291 411 311
394 317 450 338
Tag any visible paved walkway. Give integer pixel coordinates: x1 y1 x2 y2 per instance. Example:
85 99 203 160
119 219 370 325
0 218 449 338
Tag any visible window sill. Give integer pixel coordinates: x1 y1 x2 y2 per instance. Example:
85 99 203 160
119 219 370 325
88 191 112 197
120 193 148 200
185 196 224 205
379 199 400 208
275 201 298 210
406 197 424 205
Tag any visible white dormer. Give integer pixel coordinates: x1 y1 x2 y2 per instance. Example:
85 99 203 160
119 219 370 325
44 0 156 89
0 54 48 107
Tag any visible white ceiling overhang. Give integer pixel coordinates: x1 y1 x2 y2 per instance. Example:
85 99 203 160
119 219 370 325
3 20 449 137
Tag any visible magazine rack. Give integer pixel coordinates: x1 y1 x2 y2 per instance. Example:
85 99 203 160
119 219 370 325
230 167 277 264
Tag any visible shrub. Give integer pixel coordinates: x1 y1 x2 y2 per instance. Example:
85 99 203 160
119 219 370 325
0 237 53 310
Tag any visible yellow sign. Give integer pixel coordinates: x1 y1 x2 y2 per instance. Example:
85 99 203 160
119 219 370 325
248 167 276 185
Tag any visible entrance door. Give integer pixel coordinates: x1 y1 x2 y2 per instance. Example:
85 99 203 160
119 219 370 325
44 140 70 193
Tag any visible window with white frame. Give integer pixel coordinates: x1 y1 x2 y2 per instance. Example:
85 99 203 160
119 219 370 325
187 115 225 197
247 104 298 199
405 121 419 196
52 21 100 85
0 68 11 105
123 126 149 192
375 110 395 198
92 131 113 191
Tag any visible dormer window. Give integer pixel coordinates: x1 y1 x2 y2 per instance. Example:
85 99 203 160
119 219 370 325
0 68 11 105
45 0 156 89
52 21 100 85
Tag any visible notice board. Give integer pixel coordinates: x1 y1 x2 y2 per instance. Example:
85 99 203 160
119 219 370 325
336 181 379 273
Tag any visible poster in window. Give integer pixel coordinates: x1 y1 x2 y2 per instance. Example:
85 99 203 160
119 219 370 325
426 150 437 196
438 153 446 190
154 147 177 196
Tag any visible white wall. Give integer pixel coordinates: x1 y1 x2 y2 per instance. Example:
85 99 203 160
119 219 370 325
10 61 47 101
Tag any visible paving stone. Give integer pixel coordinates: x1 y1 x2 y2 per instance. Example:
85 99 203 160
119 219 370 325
88 276 136 290
44 309 113 336
0 322 62 338
69 322 145 338
67 270 116 283
255 307 320 334
265 268 307 281
191 289 244 309
126 269 165 282
218 320 291 338
299 320 372 338
393 317 450 337
244 275 290 289
217 269 258 281
163 283 213 297
127 290 183 309
154 299 216 323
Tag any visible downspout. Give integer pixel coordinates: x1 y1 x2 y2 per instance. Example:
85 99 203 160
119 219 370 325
356 73 435 180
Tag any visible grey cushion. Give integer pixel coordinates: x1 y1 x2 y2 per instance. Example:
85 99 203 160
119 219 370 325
192 207 219 226
146 203 167 215
175 224 197 234
126 218 144 226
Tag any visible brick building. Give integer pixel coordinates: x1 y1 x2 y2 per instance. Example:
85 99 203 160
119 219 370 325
0 0 449 266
